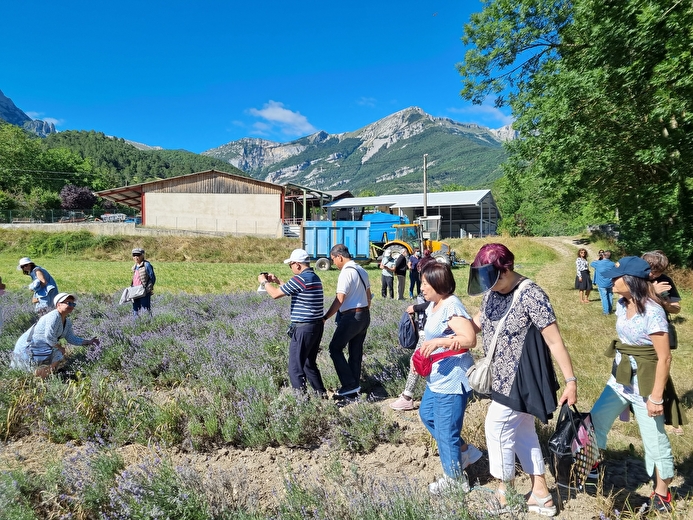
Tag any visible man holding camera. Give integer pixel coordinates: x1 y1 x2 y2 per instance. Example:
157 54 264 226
258 249 327 396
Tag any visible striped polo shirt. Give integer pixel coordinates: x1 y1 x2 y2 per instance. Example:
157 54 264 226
280 268 324 322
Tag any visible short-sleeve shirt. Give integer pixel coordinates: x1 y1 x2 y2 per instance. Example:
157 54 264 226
337 260 370 310
424 295 473 394
280 268 323 322
480 280 556 397
607 299 669 400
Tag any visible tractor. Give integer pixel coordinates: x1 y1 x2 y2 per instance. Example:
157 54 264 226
375 215 459 265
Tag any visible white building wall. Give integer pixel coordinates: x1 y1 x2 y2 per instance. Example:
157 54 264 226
145 193 283 237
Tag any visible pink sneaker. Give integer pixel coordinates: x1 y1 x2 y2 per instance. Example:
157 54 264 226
390 395 415 411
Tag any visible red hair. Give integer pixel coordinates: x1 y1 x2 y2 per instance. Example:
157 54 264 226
472 243 515 273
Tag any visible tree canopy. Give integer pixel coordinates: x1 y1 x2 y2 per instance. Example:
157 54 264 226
459 0 693 265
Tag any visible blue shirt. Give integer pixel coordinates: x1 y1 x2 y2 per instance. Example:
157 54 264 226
590 259 616 288
424 295 473 394
280 268 324 322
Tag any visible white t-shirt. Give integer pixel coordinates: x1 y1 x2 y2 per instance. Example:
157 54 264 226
337 260 370 310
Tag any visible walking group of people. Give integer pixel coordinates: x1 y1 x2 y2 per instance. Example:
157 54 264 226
10 249 155 378
388 244 684 515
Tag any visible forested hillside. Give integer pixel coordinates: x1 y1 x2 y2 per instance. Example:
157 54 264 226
0 123 246 213
44 130 245 187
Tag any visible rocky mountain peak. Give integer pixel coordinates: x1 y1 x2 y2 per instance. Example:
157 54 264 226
0 89 56 137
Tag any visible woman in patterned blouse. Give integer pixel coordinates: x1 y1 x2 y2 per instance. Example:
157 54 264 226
575 248 593 303
469 243 577 516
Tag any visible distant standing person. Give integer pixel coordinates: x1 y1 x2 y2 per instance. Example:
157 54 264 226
394 250 408 300
258 249 327 396
575 248 593 303
379 249 395 299
408 248 421 298
18 257 59 316
323 244 372 400
591 250 616 315
131 248 156 317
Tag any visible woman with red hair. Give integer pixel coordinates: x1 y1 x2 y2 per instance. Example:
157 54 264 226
468 243 577 516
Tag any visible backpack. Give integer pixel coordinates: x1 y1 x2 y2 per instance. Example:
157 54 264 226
398 311 418 349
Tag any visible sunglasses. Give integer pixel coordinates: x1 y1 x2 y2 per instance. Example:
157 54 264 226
62 301 77 307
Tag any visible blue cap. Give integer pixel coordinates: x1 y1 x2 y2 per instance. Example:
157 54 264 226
602 256 651 280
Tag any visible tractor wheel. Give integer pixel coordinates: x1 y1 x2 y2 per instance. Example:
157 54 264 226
315 257 331 271
432 252 451 265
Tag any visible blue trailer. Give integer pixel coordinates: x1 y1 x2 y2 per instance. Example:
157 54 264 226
302 221 371 271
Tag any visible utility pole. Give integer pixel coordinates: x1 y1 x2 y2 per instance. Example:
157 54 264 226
423 154 428 218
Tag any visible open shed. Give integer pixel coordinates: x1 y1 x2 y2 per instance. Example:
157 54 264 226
95 170 286 237
324 190 499 238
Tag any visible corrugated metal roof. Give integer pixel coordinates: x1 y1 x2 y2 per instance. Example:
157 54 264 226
325 190 492 209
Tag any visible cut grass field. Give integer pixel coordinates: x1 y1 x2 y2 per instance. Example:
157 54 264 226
0 230 692 518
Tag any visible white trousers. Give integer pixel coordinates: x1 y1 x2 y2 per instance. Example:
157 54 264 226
485 400 545 481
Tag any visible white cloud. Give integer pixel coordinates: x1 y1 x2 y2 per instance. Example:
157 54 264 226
448 100 514 128
247 100 316 137
356 97 377 108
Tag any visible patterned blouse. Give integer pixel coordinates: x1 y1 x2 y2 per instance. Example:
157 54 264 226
479 279 556 397
576 257 589 276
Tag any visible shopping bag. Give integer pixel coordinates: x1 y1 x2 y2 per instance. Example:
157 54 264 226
548 404 600 491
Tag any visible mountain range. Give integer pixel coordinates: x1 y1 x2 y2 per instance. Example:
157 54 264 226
203 107 515 194
1 88 514 194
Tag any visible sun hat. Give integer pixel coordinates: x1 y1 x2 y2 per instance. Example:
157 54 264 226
132 248 145 255
283 249 310 264
17 257 33 270
602 256 651 280
54 292 76 306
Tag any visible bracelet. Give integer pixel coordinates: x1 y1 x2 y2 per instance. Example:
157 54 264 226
648 395 664 405
565 377 577 384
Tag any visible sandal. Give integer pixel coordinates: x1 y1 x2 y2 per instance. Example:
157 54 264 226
527 492 557 517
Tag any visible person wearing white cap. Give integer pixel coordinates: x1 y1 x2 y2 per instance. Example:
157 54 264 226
130 248 156 317
258 249 327 395
10 293 100 378
379 249 395 299
18 257 59 316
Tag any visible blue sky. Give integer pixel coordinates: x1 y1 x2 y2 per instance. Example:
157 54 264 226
2 0 511 153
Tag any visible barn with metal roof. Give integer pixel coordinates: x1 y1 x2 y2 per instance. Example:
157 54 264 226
95 170 286 236
324 190 499 238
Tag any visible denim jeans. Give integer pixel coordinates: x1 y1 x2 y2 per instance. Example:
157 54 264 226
328 309 370 390
597 286 613 315
419 386 469 478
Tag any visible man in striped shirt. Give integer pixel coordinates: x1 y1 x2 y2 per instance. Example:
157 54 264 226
258 249 327 396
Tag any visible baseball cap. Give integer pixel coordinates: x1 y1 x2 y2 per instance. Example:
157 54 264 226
54 292 76 306
132 248 145 255
284 249 310 264
602 256 651 280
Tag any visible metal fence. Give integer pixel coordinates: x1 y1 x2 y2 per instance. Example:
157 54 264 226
0 209 139 224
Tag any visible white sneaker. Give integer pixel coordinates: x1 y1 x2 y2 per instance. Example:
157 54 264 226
460 444 483 469
428 472 469 495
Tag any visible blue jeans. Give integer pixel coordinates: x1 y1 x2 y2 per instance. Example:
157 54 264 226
591 385 674 479
597 286 613 314
328 309 370 390
419 386 469 478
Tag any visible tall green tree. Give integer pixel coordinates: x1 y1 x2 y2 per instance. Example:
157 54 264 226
459 0 693 264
